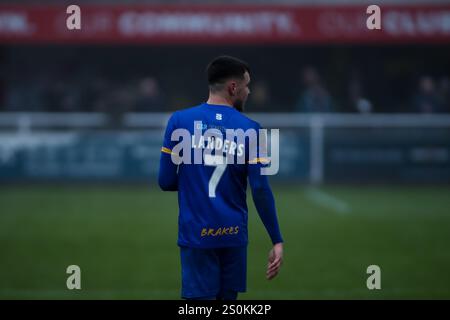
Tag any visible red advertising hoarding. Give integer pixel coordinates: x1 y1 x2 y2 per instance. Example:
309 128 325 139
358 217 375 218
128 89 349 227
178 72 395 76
0 4 449 44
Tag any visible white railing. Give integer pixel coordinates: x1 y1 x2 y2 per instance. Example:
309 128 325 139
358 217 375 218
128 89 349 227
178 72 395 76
1 112 450 184
2 112 450 129
124 113 450 184
0 112 108 131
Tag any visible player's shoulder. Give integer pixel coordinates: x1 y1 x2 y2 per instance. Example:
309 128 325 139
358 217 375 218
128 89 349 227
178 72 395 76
172 104 202 116
234 112 261 130
167 104 204 124
169 104 261 130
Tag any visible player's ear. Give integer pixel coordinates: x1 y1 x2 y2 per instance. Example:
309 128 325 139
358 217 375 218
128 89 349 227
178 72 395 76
227 81 237 96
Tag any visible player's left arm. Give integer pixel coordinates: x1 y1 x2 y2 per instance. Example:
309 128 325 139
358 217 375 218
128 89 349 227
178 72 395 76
248 164 283 245
158 113 179 191
248 123 284 279
248 162 284 280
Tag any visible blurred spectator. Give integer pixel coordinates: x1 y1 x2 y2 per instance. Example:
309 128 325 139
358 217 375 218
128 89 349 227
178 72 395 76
348 72 372 113
133 77 165 112
46 81 67 112
248 80 271 111
108 82 136 126
437 76 450 113
61 82 83 112
0 79 4 111
412 76 441 113
84 76 109 112
1 46 448 114
295 66 334 113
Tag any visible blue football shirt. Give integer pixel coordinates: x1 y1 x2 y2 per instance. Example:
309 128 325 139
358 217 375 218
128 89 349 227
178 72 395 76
159 102 282 248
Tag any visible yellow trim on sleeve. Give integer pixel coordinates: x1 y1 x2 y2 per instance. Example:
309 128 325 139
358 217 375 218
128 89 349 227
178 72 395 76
161 147 172 154
248 157 270 164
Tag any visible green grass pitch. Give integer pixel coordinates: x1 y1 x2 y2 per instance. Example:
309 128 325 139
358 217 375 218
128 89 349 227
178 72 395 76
1 185 449 299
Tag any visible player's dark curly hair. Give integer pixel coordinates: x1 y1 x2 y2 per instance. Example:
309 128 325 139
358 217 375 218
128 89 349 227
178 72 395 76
206 55 250 92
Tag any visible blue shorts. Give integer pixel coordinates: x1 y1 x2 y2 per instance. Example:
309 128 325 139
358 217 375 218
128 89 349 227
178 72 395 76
180 245 247 299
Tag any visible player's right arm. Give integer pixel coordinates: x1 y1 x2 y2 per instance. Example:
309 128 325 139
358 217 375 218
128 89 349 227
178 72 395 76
158 113 179 191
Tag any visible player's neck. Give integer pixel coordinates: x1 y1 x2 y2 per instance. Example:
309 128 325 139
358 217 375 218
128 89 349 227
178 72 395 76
206 95 234 109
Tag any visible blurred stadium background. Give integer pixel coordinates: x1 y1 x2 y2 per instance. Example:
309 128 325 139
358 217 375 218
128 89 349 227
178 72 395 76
0 0 450 299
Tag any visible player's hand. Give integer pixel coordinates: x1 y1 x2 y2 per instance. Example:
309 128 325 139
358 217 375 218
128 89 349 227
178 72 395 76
266 242 283 280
